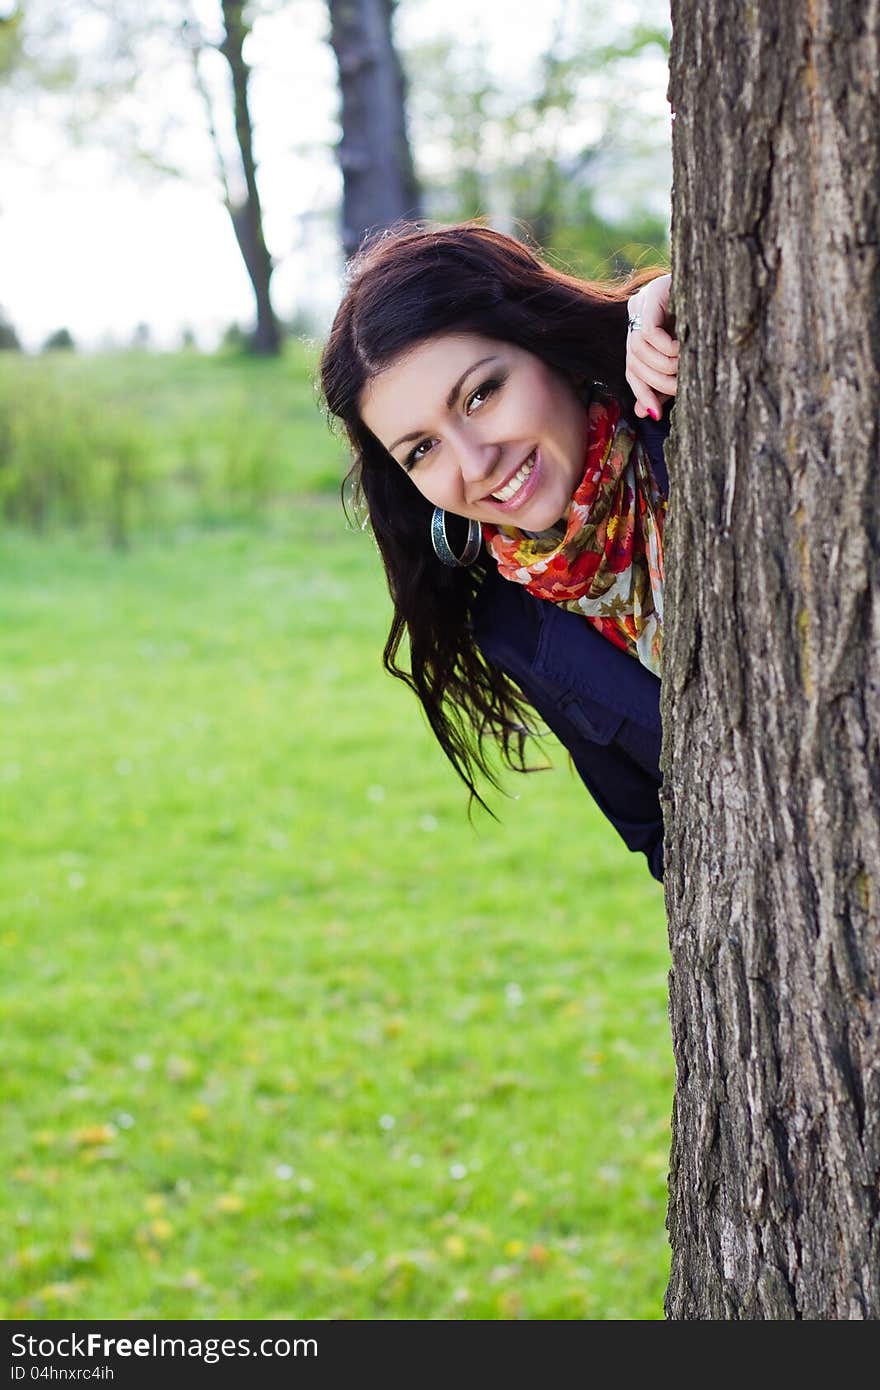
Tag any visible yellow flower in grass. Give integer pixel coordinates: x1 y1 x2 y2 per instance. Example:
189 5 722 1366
36 1282 79 1306
72 1123 117 1147
215 1192 245 1213
443 1235 467 1260
11 1246 39 1270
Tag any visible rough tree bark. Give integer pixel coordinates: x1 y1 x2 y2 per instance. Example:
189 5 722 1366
218 0 281 355
662 1 880 1317
326 0 421 259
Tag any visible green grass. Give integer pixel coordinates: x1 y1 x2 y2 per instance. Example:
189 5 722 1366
1 352 672 1321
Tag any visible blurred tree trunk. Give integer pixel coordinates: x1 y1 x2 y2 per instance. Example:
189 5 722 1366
218 0 281 355
662 0 880 1318
326 0 421 259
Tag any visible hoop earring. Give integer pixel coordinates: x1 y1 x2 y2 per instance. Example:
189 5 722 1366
430 507 482 568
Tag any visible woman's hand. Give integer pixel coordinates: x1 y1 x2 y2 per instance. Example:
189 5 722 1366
626 273 679 421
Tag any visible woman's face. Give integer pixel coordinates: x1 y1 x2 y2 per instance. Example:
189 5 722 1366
358 333 590 531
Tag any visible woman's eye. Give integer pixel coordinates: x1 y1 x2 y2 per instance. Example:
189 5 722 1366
403 376 505 471
405 439 433 471
467 377 503 412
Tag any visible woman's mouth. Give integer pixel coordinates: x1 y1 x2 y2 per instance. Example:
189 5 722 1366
489 447 540 509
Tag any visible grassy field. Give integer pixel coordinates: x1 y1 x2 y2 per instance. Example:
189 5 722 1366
1 349 672 1320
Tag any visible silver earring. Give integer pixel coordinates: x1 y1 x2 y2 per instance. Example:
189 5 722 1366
430 507 482 567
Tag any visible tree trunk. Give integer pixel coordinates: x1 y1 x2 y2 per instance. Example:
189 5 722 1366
219 0 281 355
662 0 880 1318
327 0 421 260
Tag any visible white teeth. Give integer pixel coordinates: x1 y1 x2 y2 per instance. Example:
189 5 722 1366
492 449 536 503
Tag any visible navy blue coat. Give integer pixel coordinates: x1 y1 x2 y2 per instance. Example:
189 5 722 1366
472 408 671 882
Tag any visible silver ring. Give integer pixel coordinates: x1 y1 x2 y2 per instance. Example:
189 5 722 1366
627 313 643 333
430 507 482 567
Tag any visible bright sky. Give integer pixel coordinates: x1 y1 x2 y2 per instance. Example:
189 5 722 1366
1 0 671 351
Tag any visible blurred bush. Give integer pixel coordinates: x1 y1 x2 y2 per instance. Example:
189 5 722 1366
0 344 347 545
0 362 149 547
221 322 250 352
41 327 77 353
0 308 22 352
171 392 287 519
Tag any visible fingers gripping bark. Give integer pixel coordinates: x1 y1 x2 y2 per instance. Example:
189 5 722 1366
626 274 679 420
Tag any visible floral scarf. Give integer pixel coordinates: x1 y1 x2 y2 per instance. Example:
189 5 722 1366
482 388 666 676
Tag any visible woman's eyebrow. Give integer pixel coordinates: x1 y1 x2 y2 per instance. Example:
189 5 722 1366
388 356 501 453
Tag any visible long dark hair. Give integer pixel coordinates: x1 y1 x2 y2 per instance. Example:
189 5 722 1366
320 220 666 807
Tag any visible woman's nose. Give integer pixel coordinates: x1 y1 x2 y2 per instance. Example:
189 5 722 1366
456 436 500 485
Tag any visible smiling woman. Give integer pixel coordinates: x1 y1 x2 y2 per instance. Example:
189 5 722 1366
360 335 589 528
320 221 678 880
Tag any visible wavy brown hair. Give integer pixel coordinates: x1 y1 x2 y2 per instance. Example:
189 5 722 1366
319 220 666 808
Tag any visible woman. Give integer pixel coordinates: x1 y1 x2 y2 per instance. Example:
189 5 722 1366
320 222 678 880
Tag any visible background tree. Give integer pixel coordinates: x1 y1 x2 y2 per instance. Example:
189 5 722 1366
326 0 421 259
0 307 22 351
663 0 880 1318
4 0 284 354
403 3 671 275
185 0 281 353
41 327 76 351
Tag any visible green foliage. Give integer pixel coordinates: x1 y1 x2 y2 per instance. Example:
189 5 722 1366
546 196 671 283
406 7 671 254
221 322 250 353
0 2 77 95
41 327 76 353
0 509 671 1319
0 346 347 543
0 8 24 82
0 363 150 546
0 307 22 351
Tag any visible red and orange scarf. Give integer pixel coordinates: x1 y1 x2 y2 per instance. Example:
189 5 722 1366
482 389 666 676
